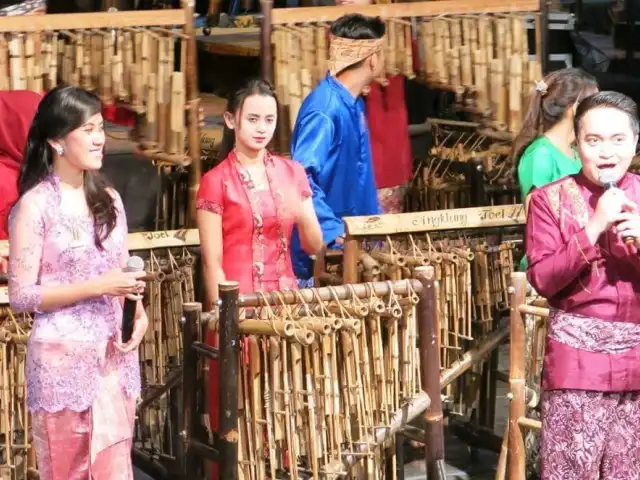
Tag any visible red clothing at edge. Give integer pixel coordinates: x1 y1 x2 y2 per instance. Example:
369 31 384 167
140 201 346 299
365 75 412 189
0 90 42 240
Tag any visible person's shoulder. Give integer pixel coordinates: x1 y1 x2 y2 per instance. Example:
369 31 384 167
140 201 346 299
300 80 340 117
519 137 557 165
270 154 305 174
529 174 577 205
201 157 232 184
19 177 54 206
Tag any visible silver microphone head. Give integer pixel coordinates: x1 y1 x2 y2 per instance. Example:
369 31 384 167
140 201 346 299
125 256 145 273
599 170 617 189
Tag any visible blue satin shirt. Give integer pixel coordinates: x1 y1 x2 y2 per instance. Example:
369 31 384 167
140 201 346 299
290 73 380 280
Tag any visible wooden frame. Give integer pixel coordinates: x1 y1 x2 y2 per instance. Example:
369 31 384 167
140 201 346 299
500 272 548 480
182 272 442 479
0 228 200 306
342 203 526 283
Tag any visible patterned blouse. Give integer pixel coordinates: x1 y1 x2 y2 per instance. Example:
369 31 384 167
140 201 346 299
8 175 140 412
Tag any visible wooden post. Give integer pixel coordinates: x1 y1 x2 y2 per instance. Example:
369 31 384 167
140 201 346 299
414 266 446 480
539 0 550 74
507 272 527 480
260 0 273 83
181 302 202 478
183 0 202 228
342 235 360 284
217 281 240 480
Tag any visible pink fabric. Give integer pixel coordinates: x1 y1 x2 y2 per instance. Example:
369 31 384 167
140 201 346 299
8 176 140 412
543 309 640 391
377 185 406 214
541 390 640 479
526 173 640 391
526 172 640 323
196 151 311 294
31 356 136 480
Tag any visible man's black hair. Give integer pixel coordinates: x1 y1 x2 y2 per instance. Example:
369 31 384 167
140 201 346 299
330 14 385 73
330 14 386 40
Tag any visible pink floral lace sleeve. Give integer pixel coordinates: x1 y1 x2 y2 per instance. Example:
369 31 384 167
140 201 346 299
8 192 45 313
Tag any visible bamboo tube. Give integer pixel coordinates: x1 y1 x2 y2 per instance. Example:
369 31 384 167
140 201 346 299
169 72 185 155
508 54 523 133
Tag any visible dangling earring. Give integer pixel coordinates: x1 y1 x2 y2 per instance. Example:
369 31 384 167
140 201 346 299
54 145 64 156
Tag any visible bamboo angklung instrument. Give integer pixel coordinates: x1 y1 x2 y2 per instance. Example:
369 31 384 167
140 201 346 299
405 118 521 214
0 2 202 227
259 0 541 153
181 274 442 479
337 205 522 419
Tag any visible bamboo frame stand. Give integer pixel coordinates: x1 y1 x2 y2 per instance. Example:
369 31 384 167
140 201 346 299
335 203 525 450
258 0 544 153
181 270 444 479
0 3 202 227
497 272 548 480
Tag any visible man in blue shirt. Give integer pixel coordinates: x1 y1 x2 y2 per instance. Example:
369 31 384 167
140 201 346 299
290 14 385 284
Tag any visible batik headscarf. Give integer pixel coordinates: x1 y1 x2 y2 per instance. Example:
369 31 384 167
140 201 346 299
328 34 385 76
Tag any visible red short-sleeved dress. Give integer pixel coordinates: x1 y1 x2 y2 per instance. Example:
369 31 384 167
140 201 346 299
195 151 311 465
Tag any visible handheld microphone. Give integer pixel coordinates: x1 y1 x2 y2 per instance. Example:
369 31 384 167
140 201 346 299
598 171 636 246
122 256 144 343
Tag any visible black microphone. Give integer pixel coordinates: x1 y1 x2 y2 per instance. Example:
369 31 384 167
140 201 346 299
599 171 636 246
122 256 144 343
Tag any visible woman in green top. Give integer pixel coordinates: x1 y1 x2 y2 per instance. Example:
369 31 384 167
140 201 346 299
514 68 599 270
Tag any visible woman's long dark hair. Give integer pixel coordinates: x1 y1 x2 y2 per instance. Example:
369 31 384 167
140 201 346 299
218 78 279 161
512 68 598 173
17 85 117 249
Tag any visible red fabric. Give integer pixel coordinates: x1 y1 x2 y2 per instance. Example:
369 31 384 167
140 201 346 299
196 153 311 480
365 75 412 189
0 90 42 240
102 104 136 128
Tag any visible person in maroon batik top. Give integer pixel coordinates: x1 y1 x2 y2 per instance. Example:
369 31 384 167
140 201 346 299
526 91 640 479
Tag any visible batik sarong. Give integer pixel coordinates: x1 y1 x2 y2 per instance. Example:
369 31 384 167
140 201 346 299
541 309 640 480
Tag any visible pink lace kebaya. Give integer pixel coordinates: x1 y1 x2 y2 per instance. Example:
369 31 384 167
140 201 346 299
8 175 140 413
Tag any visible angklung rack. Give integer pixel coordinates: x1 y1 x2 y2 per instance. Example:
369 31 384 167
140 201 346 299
322 203 527 446
0 2 203 226
257 0 547 153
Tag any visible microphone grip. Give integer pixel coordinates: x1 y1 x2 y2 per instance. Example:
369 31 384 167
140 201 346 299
122 298 137 343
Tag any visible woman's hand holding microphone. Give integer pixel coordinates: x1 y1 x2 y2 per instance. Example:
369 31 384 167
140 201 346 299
92 267 148 353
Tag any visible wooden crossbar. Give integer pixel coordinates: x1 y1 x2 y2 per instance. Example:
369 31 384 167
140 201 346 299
270 0 540 25
343 204 525 237
0 9 188 33
0 228 200 258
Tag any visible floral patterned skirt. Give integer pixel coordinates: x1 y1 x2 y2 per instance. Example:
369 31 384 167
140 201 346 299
377 185 406 214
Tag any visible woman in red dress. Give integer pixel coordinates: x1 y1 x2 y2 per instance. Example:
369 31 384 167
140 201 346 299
196 78 323 477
